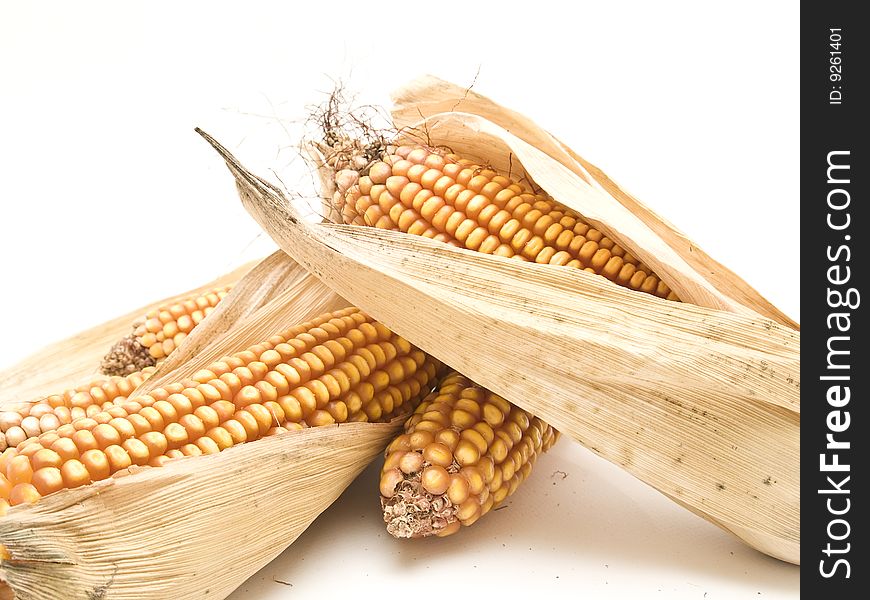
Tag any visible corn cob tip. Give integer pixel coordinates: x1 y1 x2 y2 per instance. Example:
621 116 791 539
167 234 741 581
310 83 393 176
381 464 459 539
100 287 232 376
100 334 157 377
379 372 558 539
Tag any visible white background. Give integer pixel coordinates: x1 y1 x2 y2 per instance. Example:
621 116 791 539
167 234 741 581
0 2 799 598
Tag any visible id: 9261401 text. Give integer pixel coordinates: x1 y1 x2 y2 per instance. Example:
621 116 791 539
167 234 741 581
829 28 843 105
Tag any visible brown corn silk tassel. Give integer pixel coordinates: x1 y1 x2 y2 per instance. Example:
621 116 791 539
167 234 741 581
101 286 233 376
380 371 557 538
333 144 678 301
0 307 438 513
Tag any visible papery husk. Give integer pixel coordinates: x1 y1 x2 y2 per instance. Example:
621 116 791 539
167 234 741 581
134 250 347 396
0 252 408 599
197 78 799 565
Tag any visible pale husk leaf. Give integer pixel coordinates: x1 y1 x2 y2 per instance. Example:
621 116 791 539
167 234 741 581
0 252 406 598
199 115 799 565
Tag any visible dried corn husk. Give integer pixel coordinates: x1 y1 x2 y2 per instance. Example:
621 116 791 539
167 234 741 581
197 78 799 564
0 252 409 599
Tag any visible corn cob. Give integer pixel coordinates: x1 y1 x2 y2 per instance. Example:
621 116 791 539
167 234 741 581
334 144 678 300
0 307 439 511
100 286 232 376
380 371 557 538
0 368 156 452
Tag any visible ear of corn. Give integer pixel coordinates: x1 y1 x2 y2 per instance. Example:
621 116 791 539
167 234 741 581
101 286 233 376
338 145 678 301
379 371 556 538
0 307 438 510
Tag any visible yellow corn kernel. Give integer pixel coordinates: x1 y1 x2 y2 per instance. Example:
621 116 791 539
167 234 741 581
380 371 557 538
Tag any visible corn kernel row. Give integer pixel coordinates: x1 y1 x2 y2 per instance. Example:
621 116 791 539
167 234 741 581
0 368 156 451
340 144 678 300
135 287 231 360
380 371 557 538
